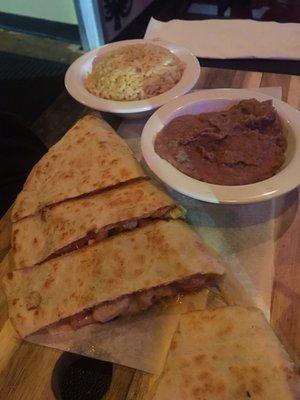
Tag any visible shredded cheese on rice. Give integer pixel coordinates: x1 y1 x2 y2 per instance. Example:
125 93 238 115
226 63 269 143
85 43 185 101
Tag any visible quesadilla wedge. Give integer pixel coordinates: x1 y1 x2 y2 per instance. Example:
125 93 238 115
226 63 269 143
12 114 145 222
150 307 300 400
12 180 184 268
3 220 224 338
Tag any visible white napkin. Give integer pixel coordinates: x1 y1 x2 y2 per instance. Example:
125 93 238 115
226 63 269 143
145 18 300 60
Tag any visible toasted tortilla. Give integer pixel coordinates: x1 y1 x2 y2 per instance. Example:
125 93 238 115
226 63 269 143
12 180 183 268
150 307 300 400
3 220 224 338
12 114 145 222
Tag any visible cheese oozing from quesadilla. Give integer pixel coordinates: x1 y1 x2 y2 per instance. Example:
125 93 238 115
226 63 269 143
12 114 145 222
3 220 224 338
150 307 300 400
12 179 184 268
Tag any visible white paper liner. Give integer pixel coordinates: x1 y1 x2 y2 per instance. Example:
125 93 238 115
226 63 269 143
27 290 209 374
20 87 282 373
118 87 282 322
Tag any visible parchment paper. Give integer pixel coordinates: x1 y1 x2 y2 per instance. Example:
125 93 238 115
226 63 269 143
27 290 209 374
117 87 283 321
25 87 282 373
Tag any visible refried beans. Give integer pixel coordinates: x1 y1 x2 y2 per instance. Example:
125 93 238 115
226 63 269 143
154 99 287 185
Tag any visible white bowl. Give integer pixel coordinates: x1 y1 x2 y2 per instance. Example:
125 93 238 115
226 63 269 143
141 88 300 204
64 39 200 118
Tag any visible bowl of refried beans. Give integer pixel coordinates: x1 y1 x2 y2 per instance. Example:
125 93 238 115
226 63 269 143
141 89 300 204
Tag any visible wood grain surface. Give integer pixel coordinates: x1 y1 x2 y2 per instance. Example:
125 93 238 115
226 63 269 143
0 67 299 400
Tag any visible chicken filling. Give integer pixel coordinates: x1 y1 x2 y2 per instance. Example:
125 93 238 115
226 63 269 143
42 205 183 264
47 273 216 334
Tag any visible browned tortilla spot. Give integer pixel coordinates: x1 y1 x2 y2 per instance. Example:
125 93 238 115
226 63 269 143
7 272 13 280
193 354 206 364
26 291 41 310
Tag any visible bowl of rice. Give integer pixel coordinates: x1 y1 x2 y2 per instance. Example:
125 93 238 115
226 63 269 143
65 39 200 118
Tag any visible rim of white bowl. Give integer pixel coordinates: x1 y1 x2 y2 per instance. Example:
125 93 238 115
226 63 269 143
65 39 201 114
141 88 300 204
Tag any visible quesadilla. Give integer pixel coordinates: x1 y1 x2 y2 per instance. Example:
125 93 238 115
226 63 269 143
150 307 300 400
12 114 145 222
12 180 184 268
3 220 224 338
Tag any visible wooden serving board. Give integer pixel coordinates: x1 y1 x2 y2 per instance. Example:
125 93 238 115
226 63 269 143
0 67 299 400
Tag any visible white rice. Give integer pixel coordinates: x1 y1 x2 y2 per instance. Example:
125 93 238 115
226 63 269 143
85 43 185 101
